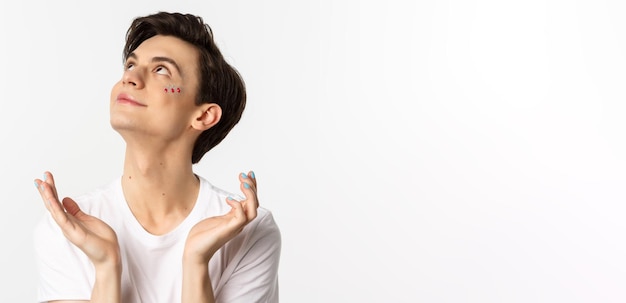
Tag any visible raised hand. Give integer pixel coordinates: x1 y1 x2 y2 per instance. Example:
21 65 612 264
35 171 121 267
183 171 260 264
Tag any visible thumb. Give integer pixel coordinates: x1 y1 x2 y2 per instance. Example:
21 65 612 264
62 197 83 217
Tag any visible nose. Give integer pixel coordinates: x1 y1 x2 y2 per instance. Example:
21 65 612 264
122 69 145 89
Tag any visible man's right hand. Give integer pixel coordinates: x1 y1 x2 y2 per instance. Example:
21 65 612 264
35 171 121 268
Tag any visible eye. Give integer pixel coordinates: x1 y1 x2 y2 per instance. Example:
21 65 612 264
125 62 135 71
155 66 170 75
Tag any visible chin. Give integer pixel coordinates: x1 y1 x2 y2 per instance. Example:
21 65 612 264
110 115 137 133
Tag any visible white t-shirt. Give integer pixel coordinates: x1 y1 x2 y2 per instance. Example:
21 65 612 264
33 175 281 303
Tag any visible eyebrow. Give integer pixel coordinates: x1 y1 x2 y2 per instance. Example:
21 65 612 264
127 52 183 77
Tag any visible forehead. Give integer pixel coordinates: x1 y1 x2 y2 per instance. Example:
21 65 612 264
131 35 200 79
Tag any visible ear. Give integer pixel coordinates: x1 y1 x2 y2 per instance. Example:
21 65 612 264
191 103 222 131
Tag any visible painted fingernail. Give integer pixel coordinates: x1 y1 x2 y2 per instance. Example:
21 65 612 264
228 196 234 200
43 173 47 181
250 171 255 179
244 182 250 189
241 173 247 179
34 181 39 188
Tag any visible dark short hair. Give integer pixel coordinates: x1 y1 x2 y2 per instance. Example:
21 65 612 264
123 12 246 164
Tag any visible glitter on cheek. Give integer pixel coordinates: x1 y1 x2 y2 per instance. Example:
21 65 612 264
164 85 182 94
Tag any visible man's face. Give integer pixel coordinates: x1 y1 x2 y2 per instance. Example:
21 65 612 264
110 35 202 142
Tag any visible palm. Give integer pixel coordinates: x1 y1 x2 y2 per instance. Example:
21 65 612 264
59 199 120 264
186 207 247 262
36 172 120 266
184 171 259 264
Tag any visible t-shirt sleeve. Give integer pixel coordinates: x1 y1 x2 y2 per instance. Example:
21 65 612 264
216 210 282 303
33 212 94 302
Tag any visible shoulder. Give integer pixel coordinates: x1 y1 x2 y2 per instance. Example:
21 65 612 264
34 178 122 244
71 178 122 213
197 175 281 235
249 207 281 240
232 202 282 263
196 175 281 245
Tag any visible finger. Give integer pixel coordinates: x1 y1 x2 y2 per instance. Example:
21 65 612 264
225 197 247 225
247 170 257 188
44 189 86 241
34 179 49 211
225 197 243 213
239 172 257 194
34 179 57 213
35 180 86 243
38 172 60 204
237 177 258 221
62 197 84 218
38 181 70 226
42 171 59 199
248 170 259 206
55 200 87 245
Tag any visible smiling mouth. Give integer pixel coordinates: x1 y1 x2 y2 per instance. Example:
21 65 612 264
116 94 146 107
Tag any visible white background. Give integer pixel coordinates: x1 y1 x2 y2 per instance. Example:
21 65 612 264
1 0 625 302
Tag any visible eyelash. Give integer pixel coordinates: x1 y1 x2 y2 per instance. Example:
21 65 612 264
124 63 170 76
154 65 170 75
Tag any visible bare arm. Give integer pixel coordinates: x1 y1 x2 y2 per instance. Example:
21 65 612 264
182 171 260 303
45 262 120 302
182 259 214 303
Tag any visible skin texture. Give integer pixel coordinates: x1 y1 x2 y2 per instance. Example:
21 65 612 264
34 35 259 303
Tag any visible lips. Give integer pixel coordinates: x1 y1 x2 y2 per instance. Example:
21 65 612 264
116 93 146 107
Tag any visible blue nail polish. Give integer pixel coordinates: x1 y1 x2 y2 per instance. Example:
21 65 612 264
244 182 250 189
241 173 247 179
43 173 47 181
250 171 255 179
228 196 234 200
34 181 39 188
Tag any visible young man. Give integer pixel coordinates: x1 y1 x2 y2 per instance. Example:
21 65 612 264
33 12 281 303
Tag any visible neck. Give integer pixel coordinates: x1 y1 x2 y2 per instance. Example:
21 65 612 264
120 143 200 234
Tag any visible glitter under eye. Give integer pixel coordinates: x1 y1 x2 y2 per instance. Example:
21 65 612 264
164 85 182 93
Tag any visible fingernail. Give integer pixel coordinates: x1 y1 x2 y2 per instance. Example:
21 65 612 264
244 183 250 189
34 181 39 188
228 196 234 200
250 171 255 179
43 173 47 181
241 173 247 179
